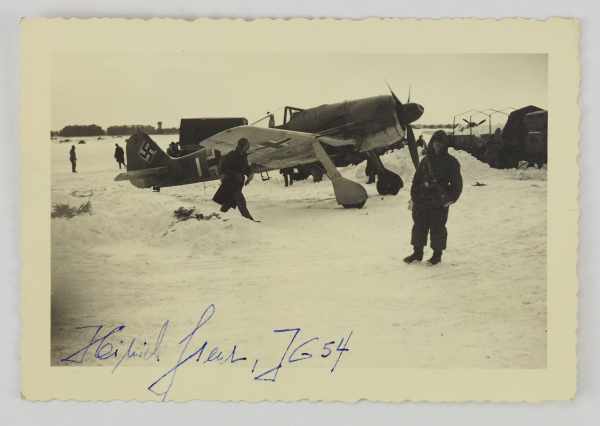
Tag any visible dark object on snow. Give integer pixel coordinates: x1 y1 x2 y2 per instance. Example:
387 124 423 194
173 206 221 222
473 181 487 187
51 201 92 218
78 140 86 144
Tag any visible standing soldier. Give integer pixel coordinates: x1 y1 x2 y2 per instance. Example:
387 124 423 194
404 130 463 265
114 143 126 169
212 138 258 222
69 145 77 173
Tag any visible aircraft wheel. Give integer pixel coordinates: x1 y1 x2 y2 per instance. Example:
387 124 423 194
376 171 403 195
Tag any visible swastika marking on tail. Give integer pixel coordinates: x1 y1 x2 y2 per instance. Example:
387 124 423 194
138 141 157 163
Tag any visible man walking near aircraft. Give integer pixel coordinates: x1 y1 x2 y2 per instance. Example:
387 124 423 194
69 145 77 173
114 143 126 169
212 138 258 222
404 130 462 265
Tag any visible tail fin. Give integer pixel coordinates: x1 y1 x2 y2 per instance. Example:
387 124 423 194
126 132 169 171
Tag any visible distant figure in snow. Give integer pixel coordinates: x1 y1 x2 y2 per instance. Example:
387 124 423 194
114 143 126 169
404 130 463 266
69 145 77 173
212 138 258 222
280 167 294 187
416 134 426 148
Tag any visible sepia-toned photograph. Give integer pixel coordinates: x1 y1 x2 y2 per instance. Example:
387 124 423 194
19 18 578 402
50 52 548 375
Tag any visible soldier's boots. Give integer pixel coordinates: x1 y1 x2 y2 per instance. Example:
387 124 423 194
403 247 424 264
427 250 443 266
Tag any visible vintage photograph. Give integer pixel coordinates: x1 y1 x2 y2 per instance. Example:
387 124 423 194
49 51 548 381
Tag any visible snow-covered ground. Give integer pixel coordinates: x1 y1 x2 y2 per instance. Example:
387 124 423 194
51 135 546 369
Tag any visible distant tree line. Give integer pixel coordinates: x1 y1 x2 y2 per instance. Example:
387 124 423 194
54 124 179 137
57 124 105 137
106 125 155 135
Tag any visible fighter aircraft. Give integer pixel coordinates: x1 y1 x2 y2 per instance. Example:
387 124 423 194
115 88 424 209
459 118 487 132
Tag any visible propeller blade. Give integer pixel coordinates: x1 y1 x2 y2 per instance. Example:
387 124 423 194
386 82 406 130
477 119 487 125
386 82 421 169
462 118 470 124
385 81 402 106
407 85 412 103
406 125 420 169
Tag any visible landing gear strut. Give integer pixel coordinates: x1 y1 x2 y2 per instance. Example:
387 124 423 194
367 152 403 195
312 139 367 209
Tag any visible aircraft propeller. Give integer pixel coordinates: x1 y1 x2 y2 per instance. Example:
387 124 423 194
386 83 423 169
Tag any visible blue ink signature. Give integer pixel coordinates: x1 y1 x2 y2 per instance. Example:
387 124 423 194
147 304 352 401
60 321 169 372
60 304 352 401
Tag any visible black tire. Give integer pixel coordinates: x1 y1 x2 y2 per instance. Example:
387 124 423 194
376 172 403 195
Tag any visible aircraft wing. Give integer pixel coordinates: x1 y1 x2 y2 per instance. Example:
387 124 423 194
200 125 355 170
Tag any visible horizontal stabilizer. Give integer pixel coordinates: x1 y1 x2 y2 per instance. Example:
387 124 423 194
114 166 168 182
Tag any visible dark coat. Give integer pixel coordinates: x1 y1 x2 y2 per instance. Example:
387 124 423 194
220 149 251 176
114 146 125 162
212 149 251 207
411 148 462 208
69 148 77 161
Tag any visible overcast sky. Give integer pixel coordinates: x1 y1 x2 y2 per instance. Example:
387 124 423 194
51 53 547 130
